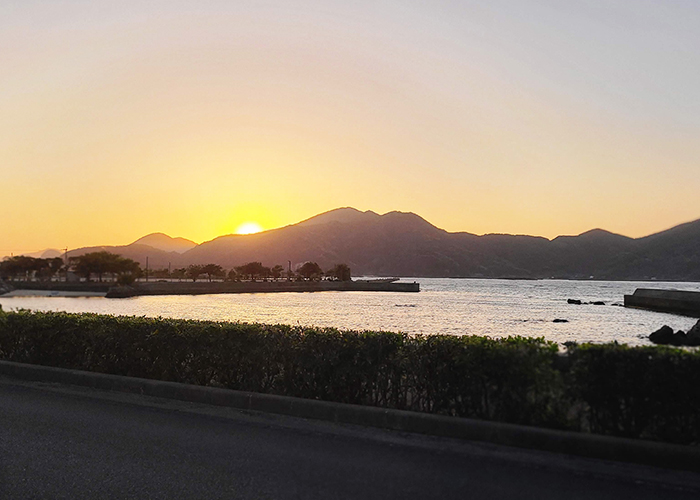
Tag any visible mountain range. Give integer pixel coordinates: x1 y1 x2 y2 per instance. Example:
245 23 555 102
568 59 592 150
60 207 700 280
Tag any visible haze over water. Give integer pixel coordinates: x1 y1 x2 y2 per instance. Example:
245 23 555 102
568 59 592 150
3 279 699 346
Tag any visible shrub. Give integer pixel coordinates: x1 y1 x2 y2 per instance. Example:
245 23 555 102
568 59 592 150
566 342 700 444
1 311 699 443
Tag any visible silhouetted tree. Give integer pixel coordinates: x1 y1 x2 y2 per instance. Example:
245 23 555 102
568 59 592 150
235 262 267 280
326 263 351 281
0 256 41 280
69 252 141 282
172 268 187 282
34 259 53 281
48 257 64 277
116 258 141 281
150 268 171 279
270 265 284 279
186 264 204 282
201 264 224 282
298 262 323 280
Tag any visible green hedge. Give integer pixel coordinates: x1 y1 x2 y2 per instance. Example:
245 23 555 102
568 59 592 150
567 343 700 443
1 310 699 444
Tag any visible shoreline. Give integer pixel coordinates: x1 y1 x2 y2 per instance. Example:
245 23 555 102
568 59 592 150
447 276 700 283
109 280 420 297
2 279 699 347
1 289 107 298
1 279 420 298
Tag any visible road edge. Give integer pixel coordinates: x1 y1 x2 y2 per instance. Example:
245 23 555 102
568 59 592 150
1 359 698 472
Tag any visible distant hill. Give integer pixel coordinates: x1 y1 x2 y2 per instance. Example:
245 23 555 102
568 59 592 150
39 249 64 259
131 233 197 254
67 234 196 269
68 244 185 270
63 208 700 280
11 248 64 259
295 207 381 227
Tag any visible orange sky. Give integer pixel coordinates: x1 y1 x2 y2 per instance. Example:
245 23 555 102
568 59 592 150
2 1 700 255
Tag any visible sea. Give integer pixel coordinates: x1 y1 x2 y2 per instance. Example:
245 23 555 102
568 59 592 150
2 278 699 346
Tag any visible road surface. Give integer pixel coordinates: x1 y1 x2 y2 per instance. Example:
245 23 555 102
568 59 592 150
1 377 698 499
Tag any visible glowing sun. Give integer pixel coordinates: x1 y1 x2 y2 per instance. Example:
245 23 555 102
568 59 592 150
235 222 263 235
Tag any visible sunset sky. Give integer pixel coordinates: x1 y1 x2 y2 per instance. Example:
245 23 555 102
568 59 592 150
2 1 699 255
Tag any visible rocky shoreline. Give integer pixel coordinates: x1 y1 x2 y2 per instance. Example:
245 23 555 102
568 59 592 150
649 320 700 347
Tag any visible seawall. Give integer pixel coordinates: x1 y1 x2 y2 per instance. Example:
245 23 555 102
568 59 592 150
113 280 420 297
2 280 420 298
624 288 700 317
0 281 111 294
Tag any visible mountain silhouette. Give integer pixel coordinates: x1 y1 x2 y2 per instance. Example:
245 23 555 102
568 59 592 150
131 233 197 254
66 208 700 280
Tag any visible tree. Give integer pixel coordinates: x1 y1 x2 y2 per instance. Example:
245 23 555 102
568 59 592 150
35 259 55 281
171 268 187 282
235 262 268 281
201 264 224 282
0 256 69 282
114 257 141 281
150 268 171 279
0 256 40 280
186 264 203 282
117 273 136 286
70 252 116 282
326 263 351 281
298 262 323 280
0 256 68 282
69 252 141 282
270 265 284 279
48 257 64 277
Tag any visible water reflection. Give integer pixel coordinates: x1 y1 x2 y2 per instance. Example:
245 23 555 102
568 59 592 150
2 279 699 346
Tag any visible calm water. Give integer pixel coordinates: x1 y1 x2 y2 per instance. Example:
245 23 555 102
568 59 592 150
2 279 700 346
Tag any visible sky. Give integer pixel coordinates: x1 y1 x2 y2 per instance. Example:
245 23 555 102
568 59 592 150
2 0 700 254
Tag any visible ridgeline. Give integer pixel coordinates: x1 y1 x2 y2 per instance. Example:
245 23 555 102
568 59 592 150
11 207 700 280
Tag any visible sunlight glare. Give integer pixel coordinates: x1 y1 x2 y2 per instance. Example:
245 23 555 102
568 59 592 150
235 222 263 235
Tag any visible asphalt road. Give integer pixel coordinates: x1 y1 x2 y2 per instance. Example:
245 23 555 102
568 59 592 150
1 378 699 499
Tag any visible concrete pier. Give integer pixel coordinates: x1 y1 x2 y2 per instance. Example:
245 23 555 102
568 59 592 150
2 279 420 298
109 280 420 297
624 288 700 317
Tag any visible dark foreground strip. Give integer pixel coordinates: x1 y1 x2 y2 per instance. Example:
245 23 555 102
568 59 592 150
1 360 698 472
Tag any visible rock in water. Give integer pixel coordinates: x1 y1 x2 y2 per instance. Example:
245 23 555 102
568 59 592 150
687 320 700 346
567 299 582 305
649 325 675 345
591 301 606 306
671 331 688 346
553 319 569 323
0 281 13 295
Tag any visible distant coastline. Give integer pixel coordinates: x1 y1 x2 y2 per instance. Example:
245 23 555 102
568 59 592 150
447 276 700 283
7 207 700 281
0 279 420 298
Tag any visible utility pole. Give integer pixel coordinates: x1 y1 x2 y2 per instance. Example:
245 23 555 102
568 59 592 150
288 260 292 281
168 262 171 281
146 256 149 282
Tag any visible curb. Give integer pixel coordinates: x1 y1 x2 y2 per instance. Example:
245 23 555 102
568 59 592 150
1 360 698 472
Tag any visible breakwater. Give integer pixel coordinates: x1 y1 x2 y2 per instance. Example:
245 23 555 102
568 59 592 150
0 281 111 294
0 280 420 298
624 288 700 317
109 280 420 297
